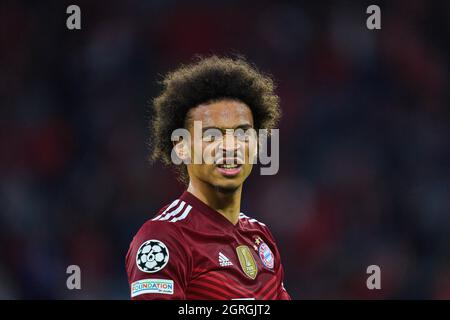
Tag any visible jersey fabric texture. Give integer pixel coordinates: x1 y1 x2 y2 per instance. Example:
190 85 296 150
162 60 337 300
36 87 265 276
126 191 291 300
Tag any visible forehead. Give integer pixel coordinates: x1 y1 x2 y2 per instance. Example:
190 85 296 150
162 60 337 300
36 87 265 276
186 99 254 129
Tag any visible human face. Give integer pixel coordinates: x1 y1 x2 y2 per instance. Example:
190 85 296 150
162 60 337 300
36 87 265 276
185 99 255 192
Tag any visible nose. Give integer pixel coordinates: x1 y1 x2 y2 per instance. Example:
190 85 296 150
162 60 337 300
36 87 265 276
219 131 241 156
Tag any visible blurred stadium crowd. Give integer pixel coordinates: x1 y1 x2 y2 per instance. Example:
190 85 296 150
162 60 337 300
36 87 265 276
0 0 448 299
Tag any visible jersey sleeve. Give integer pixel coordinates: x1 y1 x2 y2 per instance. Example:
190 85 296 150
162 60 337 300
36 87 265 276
277 265 291 300
125 220 192 300
263 225 292 300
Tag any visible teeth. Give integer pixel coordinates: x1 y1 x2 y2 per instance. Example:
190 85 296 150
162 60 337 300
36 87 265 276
219 164 238 169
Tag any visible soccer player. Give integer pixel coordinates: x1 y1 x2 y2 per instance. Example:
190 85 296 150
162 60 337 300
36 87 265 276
126 56 290 300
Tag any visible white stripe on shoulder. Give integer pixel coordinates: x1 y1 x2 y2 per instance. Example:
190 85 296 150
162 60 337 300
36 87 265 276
152 199 180 221
158 201 186 221
169 205 192 223
239 212 266 226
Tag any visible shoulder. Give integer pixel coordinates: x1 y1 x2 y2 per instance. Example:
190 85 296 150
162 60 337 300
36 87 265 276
126 199 193 271
128 198 193 254
133 198 193 244
239 212 279 242
149 198 193 224
239 212 275 238
239 212 267 228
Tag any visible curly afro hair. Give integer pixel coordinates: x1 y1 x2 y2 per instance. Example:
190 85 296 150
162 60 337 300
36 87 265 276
149 55 281 183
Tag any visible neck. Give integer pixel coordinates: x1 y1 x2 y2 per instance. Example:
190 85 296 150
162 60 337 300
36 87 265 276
187 179 242 225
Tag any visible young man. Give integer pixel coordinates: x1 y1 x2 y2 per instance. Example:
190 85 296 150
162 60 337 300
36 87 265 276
126 56 290 300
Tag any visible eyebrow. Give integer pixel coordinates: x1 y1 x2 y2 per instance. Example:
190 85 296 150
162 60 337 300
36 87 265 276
201 124 253 132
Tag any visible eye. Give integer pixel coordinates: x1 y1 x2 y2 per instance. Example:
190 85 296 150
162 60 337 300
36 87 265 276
202 134 214 142
235 131 252 141
202 133 222 142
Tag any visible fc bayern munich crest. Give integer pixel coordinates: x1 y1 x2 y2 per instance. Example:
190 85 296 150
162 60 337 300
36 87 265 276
258 242 274 269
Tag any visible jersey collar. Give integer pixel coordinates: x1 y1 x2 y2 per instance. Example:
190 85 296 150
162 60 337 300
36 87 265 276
180 191 242 230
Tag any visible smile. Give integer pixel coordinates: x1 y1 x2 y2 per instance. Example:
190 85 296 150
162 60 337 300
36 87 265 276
216 164 243 176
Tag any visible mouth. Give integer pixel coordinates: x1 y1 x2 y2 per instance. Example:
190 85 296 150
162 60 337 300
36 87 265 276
215 163 243 177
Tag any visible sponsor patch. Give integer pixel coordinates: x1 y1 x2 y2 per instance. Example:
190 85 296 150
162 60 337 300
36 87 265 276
258 242 274 269
131 279 174 297
136 239 169 273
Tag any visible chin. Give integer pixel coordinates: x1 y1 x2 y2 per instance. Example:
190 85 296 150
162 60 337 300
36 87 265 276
211 179 243 194
213 185 240 194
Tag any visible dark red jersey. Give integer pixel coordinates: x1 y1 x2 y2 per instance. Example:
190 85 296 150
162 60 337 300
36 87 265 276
125 191 291 300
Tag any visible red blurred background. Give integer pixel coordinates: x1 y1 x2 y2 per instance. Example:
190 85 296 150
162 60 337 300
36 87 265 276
0 0 448 299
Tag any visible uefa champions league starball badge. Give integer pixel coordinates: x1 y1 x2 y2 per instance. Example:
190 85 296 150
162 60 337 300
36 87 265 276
136 239 169 273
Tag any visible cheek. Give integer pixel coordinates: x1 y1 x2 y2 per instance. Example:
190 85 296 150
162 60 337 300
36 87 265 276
242 141 256 162
202 141 222 164
190 164 213 178
190 139 202 156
